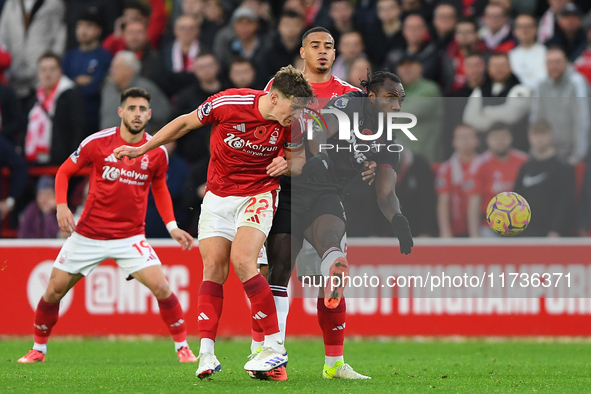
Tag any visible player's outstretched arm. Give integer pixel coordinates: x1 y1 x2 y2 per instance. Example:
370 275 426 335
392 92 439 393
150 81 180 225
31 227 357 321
151 176 194 250
375 166 413 254
55 159 80 236
114 111 204 159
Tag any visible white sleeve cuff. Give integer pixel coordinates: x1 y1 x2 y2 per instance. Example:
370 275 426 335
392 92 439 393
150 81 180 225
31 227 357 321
166 221 179 233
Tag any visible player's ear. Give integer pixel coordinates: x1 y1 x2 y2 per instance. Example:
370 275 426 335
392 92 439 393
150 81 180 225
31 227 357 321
147 108 152 120
117 106 123 118
270 91 279 105
299 46 305 59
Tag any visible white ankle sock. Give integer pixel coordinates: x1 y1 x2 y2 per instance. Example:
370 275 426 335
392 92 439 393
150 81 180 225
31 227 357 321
174 340 188 352
199 338 215 355
250 339 264 353
325 355 344 367
264 332 284 352
33 343 47 355
273 294 289 342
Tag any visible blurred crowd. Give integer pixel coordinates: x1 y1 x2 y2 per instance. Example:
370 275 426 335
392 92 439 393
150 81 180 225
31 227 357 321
1 0 591 239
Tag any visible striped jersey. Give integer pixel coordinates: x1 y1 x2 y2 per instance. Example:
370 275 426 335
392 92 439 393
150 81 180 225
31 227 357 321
68 127 169 239
196 88 292 197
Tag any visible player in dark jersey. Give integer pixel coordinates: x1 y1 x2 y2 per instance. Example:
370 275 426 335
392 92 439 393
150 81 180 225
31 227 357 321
292 71 414 379
251 27 376 381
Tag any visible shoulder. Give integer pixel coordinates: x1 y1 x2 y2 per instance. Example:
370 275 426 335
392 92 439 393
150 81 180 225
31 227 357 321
80 127 118 148
209 88 258 109
326 90 366 109
510 149 529 161
470 151 492 173
332 76 362 93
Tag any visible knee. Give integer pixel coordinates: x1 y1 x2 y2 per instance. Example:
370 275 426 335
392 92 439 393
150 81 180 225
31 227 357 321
202 258 228 283
44 280 69 303
230 251 256 282
151 281 171 300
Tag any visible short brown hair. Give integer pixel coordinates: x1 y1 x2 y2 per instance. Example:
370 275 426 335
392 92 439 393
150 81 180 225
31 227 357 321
271 65 313 100
121 87 151 105
529 120 552 134
38 51 61 68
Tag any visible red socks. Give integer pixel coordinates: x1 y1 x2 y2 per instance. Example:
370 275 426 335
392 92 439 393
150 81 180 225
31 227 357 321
157 293 187 342
33 297 60 344
243 274 279 335
197 281 224 340
317 297 346 356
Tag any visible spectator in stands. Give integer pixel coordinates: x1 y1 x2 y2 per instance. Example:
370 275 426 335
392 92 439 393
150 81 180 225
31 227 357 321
103 0 167 54
444 0 487 18
100 51 170 133
145 141 190 238
17 176 60 239
0 42 11 84
385 13 453 89
447 17 487 94
171 51 221 164
0 134 27 228
478 3 517 53
450 51 486 97
0 83 22 146
0 0 66 101
509 14 548 91
396 54 444 163
256 10 305 86
463 52 531 151
436 124 479 237
514 120 575 237
574 12 591 84
332 31 365 80
433 3 457 51
363 0 404 70
466 123 528 237
158 14 202 97
538 0 569 43
121 21 160 82
228 57 257 88
25 52 85 166
62 8 113 136
347 57 372 89
530 46 590 165
395 148 438 237
63 0 120 50
214 6 267 74
199 0 226 50
546 3 587 62
326 0 358 45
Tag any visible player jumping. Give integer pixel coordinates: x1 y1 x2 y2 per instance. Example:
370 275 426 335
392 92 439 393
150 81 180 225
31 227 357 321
252 27 375 381
18 88 198 364
292 70 415 378
113 66 313 380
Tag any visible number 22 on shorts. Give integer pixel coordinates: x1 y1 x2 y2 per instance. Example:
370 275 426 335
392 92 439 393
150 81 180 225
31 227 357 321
244 197 270 224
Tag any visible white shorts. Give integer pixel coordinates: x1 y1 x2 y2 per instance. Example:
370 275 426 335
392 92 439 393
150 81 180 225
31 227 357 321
53 232 162 277
198 189 279 241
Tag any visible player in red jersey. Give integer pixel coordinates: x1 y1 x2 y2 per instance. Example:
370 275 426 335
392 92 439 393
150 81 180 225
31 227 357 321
114 66 313 380
251 27 373 381
17 88 197 364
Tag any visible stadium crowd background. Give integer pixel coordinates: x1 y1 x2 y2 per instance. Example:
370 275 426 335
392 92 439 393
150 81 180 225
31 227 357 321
1 0 591 239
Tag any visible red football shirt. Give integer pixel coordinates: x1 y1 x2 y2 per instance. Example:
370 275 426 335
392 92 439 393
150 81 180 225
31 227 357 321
435 157 474 236
265 75 360 106
69 127 169 240
466 149 528 220
197 88 292 197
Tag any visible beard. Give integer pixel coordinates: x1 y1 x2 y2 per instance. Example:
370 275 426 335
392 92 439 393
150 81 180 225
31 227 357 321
123 119 146 135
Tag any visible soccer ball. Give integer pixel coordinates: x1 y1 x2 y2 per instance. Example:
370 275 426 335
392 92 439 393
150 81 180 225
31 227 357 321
486 192 531 236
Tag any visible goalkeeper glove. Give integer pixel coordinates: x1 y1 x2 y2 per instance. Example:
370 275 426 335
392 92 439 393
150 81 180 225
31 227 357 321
391 213 413 255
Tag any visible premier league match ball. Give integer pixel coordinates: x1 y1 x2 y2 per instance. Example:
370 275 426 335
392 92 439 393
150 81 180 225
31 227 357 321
486 192 531 236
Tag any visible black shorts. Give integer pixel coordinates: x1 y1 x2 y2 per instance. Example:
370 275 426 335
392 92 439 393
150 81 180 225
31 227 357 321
291 191 347 238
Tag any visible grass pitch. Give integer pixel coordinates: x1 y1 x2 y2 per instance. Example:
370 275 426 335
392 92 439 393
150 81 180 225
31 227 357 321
1 338 591 393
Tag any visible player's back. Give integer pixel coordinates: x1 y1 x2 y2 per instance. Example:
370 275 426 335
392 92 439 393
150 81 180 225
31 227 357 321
72 128 169 240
